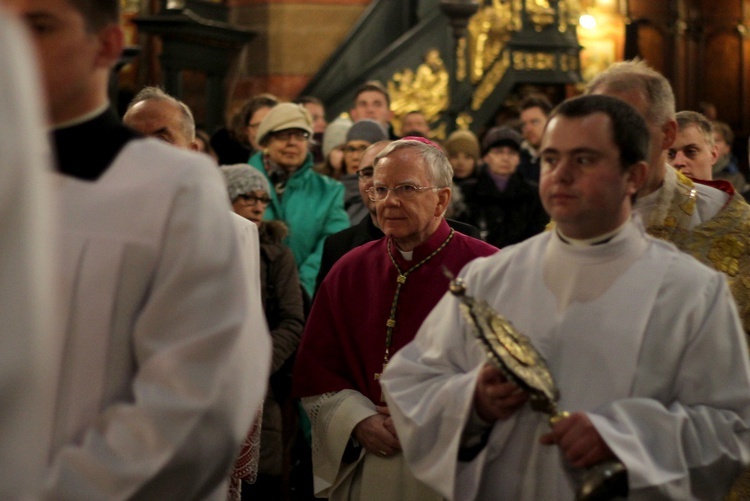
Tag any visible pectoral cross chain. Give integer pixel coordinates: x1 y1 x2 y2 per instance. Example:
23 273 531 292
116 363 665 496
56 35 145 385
374 362 388 402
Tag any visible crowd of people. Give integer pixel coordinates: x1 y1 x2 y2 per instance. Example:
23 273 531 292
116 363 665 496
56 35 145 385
4 0 750 499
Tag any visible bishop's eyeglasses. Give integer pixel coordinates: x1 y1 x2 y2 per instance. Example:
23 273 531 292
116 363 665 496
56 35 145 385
367 185 443 201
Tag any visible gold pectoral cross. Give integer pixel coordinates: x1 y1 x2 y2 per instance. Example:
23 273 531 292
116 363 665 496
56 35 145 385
374 362 388 402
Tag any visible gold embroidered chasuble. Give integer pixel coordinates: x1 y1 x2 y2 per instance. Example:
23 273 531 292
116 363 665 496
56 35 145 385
644 170 750 339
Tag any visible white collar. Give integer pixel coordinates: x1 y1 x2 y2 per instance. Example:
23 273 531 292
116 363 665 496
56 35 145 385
52 103 111 130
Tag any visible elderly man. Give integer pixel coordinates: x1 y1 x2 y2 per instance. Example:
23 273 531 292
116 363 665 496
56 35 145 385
123 86 264 308
382 95 750 500
124 86 269 498
315 139 482 294
293 139 497 500
667 111 718 180
123 86 200 150
18 0 270 498
587 60 750 337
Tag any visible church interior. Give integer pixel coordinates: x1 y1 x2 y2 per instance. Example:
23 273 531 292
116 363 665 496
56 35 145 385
118 0 750 172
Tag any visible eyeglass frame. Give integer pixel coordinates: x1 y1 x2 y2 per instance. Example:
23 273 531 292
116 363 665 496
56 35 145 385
269 129 310 142
356 166 374 180
366 184 445 202
236 193 272 205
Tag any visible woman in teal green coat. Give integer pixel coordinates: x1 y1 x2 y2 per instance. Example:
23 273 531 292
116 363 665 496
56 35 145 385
249 103 350 296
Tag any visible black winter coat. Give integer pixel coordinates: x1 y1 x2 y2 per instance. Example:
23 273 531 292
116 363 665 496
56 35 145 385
463 171 549 248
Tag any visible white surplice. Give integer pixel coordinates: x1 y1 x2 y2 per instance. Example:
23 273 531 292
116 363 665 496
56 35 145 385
45 139 271 499
382 219 750 500
0 9 61 499
301 391 442 501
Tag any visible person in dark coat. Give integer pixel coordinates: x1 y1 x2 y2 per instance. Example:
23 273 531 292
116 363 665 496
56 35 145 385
462 126 549 248
220 164 305 500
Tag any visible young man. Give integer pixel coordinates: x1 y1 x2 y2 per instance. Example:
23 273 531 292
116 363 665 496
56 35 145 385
400 110 431 137
667 110 718 180
350 80 396 138
19 0 270 498
517 94 553 182
382 95 750 500
712 120 747 190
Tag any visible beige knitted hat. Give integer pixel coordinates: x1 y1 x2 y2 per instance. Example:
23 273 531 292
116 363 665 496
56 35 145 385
444 129 480 160
256 103 313 146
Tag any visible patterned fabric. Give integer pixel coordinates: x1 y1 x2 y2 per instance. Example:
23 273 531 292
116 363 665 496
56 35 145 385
227 407 263 501
645 169 750 337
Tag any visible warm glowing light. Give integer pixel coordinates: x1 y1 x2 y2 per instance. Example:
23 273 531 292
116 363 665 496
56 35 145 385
579 14 598 30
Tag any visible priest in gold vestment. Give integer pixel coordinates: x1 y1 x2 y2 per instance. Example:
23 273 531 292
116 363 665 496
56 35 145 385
588 59 750 499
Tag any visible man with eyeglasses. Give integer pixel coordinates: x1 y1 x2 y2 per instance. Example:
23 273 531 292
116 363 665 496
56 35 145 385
293 138 496 501
315 141 483 294
340 119 388 224
315 140 390 293
248 102 350 297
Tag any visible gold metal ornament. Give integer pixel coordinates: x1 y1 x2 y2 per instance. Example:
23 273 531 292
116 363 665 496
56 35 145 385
526 0 556 31
387 49 449 137
445 270 628 501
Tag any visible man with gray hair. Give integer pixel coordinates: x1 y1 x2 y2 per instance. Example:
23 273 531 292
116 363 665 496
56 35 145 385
292 138 497 501
123 86 199 152
587 60 750 337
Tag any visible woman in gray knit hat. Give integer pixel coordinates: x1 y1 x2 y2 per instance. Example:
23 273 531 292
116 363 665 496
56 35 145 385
220 163 305 500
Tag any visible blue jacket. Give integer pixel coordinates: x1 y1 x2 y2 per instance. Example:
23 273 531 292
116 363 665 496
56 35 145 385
249 152 349 295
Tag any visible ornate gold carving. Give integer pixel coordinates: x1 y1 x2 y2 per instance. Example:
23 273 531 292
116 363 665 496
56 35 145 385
466 0 514 85
456 112 473 130
513 51 556 70
557 0 582 33
526 0 555 32
456 36 467 82
387 49 449 136
432 122 447 141
557 0 581 33
472 51 510 111
512 0 523 30
560 53 579 72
